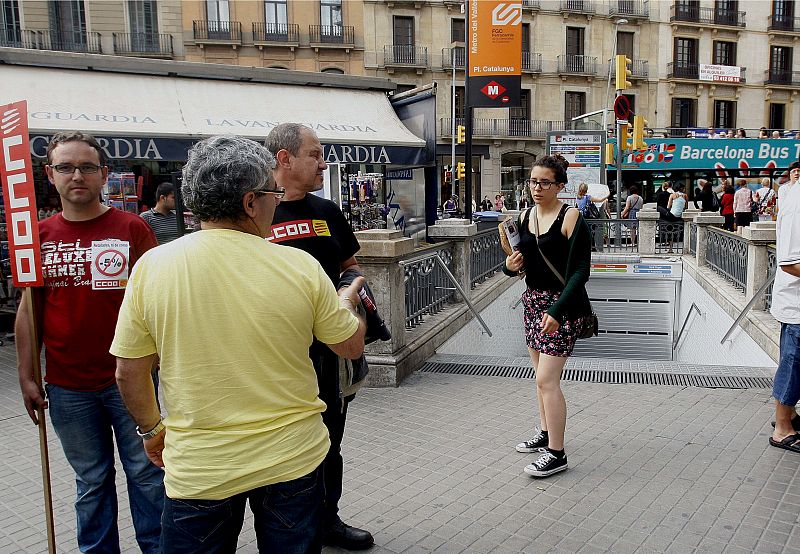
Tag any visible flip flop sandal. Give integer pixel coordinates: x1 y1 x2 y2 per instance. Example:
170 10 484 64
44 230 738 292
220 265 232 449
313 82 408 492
769 433 800 453
770 416 800 432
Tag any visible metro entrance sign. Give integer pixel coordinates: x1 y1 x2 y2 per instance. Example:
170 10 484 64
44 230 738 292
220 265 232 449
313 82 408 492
467 1 522 108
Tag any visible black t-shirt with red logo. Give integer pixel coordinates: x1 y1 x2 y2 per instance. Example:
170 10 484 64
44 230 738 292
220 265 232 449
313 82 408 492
269 193 359 286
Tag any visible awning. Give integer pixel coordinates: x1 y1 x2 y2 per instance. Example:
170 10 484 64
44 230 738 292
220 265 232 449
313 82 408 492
2 65 427 164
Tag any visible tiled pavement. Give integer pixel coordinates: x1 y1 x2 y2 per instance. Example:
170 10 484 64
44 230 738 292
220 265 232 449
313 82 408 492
0 331 798 551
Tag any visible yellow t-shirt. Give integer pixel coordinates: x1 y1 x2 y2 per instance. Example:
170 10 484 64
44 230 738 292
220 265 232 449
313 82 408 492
110 229 359 500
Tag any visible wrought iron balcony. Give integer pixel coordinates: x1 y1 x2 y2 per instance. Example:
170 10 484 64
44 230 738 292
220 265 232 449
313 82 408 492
253 22 299 44
670 4 745 27
609 0 649 18
112 33 173 57
384 45 428 67
607 59 648 79
557 54 597 75
20 30 102 53
522 0 541 10
441 118 571 140
764 69 800 86
0 25 22 48
309 25 355 46
768 15 800 32
522 52 542 72
667 62 746 82
193 20 242 43
441 47 465 70
560 0 595 14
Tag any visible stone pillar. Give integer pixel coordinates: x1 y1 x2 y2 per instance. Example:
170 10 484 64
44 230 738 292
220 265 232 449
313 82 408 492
693 212 725 267
741 221 777 306
636 208 659 255
353 229 414 356
427 218 478 301
681 208 700 247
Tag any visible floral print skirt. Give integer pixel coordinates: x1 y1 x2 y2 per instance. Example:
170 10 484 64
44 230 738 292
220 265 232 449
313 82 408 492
522 288 586 357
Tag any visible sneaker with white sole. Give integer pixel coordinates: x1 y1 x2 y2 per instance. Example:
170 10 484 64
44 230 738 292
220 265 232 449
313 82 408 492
515 428 548 453
524 450 568 477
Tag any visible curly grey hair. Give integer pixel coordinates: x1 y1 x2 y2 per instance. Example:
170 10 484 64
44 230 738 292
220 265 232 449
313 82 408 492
182 135 274 222
264 122 309 156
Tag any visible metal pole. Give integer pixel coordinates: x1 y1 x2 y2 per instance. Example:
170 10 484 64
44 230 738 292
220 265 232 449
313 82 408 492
616 115 623 221
434 254 492 336
603 19 626 133
451 47 457 204
464 0 473 220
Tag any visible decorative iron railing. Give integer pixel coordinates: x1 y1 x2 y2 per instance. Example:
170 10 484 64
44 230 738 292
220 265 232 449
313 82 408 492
442 47 465 69
585 219 639 253
705 228 748 291
309 25 354 45
440 118 580 139
655 220 684 254
522 52 542 72
113 33 173 56
252 22 299 43
403 245 456 329
765 245 777 311
557 54 597 75
470 229 505 289
193 20 242 42
22 29 102 53
688 223 697 255
384 45 428 66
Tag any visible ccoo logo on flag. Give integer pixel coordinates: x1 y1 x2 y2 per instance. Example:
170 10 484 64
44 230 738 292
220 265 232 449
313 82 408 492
491 3 522 26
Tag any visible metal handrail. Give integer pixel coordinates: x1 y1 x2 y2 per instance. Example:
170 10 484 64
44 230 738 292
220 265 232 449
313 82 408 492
673 302 703 350
720 274 776 344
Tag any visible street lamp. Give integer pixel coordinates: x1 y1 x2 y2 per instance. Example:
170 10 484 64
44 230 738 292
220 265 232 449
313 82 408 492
602 18 628 133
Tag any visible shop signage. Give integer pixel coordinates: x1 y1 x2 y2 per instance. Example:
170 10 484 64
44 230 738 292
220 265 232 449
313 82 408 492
0 101 43 287
698 64 741 83
467 1 522 108
609 138 800 171
386 169 413 180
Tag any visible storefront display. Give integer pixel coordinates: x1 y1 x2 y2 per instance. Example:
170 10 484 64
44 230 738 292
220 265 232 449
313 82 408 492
341 172 388 232
104 172 140 213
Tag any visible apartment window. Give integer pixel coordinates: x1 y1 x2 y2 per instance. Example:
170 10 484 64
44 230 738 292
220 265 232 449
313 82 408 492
774 0 795 21
770 104 786 129
320 0 342 28
715 0 738 25
770 45 793 82
49 1 87 48
671 98 696 130
675 0 700 20
392 16 415 63
521 23 530 53
566 27 584 56
510 90 530 136
674 37 698 66
616 31 634 58
265 0 287 25
206 0 229 21
451 18 464 43
0 0 21 44
714 100 736 128
565 91 586 121
129 1 159 34
713 41 736 66
455 86 465 120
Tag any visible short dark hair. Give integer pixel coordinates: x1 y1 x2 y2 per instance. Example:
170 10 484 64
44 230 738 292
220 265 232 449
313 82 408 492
629 185 639 195
532 154 569 184
265 123 308 156
674 183 685 192
156 182 175 200
789 160 800 172
46 131 106 165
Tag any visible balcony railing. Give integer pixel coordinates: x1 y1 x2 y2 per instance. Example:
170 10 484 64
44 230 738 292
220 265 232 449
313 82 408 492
193 20 242 42
20 30 102 53
522 52 542 72
764 69 800 85
609 0 649 18
768 15 800 32
608 59 648 78
670 4 745 27
384 45 428 67
309 25 355 46
441 47 465 69
558 54 597 75
112 33 173 57
441 118 573 139
522 0 541 10
560 0 595 14
253 22 299 44
667 63 746 82
0 25 22 48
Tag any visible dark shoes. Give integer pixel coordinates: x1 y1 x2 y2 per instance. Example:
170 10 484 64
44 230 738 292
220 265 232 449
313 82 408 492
322 521 374 550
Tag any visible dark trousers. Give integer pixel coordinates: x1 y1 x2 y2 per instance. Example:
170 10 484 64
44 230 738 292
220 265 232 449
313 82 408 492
320 394 352 528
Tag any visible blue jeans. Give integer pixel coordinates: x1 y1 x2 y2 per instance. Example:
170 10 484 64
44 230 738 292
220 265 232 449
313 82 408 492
161 465 323 554
46 383 164 553
774 323 800 406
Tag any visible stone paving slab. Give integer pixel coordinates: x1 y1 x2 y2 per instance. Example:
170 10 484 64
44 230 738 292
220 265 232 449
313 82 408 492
1 344 799 553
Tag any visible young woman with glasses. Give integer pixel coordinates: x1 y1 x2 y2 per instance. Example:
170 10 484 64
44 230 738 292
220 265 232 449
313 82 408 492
503 155 593 478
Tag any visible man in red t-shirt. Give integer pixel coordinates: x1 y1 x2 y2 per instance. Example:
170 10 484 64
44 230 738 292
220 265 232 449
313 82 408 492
15 132 163 553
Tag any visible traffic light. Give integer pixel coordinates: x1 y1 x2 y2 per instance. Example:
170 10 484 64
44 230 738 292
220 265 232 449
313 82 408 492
633 115 648 150
456 162 465 180
456 125 466 144
605 143 615 166
619 123 631 150
615 54 632 91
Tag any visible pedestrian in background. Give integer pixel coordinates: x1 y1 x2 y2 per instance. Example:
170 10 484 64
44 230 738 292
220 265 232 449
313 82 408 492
621 185 643 246
755 178 777 221
733 178 753 231
140 182 180 244
720 182 735 231
504 154 592 478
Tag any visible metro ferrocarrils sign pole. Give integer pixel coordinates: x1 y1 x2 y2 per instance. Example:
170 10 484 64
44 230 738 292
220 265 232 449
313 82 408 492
466 0 522 218
0 100 55 553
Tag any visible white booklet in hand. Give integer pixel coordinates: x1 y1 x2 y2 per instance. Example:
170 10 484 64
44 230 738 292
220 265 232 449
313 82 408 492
501 218 521 252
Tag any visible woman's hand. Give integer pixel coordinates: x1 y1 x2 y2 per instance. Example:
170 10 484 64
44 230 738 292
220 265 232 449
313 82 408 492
540 313 560 334
506 251 524 273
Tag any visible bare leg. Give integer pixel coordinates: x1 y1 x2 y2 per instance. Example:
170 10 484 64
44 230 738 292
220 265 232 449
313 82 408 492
774 401 798 440
528 348 545 432
535 353 569 451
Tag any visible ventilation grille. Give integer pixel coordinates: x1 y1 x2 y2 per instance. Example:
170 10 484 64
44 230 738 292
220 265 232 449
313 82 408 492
419 362 773 389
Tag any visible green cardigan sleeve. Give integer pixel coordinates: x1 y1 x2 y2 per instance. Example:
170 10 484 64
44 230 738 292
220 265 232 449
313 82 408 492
547 214 592 323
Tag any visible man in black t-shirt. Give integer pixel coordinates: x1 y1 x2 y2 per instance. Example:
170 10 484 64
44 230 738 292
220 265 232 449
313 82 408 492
266 123 373 551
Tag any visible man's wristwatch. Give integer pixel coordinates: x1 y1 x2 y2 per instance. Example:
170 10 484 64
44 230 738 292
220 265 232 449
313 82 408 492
136 418 165 440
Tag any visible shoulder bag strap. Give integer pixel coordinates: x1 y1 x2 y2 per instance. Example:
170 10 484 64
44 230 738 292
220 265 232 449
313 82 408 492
531 206 567 286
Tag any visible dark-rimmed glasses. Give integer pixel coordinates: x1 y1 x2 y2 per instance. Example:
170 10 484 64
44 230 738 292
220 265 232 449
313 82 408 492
255 187 285 200
52 163 102 174
525 179 559 190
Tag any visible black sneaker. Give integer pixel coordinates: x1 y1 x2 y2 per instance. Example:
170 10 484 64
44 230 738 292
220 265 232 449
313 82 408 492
524 451 568 477
516 428 548 453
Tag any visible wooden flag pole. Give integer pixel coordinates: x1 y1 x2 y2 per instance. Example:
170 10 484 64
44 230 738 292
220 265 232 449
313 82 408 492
24 288 56 554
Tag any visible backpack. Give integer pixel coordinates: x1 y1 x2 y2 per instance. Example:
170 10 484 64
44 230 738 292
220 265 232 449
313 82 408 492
578 196 600 219
710 192 721 211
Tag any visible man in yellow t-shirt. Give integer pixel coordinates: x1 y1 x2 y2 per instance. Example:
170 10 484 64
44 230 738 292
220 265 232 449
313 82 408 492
110 135 366 553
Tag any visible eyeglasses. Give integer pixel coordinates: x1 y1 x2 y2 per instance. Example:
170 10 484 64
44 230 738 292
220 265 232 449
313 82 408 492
525 179 559 190
255 187 285 200
52 163 102 174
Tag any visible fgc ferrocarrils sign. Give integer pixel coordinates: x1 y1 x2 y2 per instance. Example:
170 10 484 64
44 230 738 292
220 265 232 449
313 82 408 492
0 101 44 287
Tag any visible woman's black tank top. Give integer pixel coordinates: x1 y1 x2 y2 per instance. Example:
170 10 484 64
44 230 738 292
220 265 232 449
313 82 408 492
518 204 571 292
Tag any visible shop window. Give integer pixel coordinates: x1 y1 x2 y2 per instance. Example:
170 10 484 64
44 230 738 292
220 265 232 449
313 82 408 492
565 91 586 122
714 100 736 129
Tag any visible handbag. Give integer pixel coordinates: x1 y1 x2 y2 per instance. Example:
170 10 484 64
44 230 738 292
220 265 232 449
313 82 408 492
531 206 598 339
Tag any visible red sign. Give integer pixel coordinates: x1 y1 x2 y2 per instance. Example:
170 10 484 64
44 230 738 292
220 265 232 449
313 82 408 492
0 101 43 287
613 95 631 121
481 81 507 100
